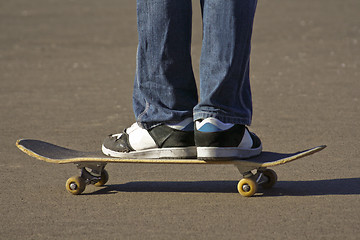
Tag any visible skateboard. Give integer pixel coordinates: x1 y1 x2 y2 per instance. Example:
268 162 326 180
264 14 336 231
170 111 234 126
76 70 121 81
16 139 326 197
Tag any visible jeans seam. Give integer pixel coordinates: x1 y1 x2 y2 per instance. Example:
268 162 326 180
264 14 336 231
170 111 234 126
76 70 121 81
137 100 150 126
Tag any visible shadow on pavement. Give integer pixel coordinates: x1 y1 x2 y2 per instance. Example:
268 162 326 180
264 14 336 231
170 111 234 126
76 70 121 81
262 178 360 197
88 178 360 197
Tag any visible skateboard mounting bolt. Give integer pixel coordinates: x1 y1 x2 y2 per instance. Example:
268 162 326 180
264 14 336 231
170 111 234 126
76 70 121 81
242 184 251 192
69 182 78 190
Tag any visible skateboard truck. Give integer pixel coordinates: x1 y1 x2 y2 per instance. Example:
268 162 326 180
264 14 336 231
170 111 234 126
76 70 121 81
236 165 278 197
77 162 106 183
65 163 109 195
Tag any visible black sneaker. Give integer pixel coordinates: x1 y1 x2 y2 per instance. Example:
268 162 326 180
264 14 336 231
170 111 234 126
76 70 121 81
195 118 262 160
102 120 196 159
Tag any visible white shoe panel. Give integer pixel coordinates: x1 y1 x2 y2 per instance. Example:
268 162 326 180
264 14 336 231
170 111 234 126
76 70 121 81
238 128 253 149
126 123 157 151
195 117 234 131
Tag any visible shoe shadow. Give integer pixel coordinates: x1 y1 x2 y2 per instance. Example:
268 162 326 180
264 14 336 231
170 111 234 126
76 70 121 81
88 178 360 197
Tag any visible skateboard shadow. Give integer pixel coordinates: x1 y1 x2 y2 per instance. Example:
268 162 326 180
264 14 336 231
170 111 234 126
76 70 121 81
88 177 360 197
262 177 360 197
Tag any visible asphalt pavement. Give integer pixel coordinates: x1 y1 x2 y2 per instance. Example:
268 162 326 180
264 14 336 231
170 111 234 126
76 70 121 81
1 0 359 239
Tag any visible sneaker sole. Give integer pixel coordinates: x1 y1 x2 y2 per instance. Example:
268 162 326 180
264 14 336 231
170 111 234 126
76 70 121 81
197 145 262 160
102 145 197 159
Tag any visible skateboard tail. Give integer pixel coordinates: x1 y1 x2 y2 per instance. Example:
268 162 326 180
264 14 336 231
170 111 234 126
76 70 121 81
260 144 327 167
16 139 54 163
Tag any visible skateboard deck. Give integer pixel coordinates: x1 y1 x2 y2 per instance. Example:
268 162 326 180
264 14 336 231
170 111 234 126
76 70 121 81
16 139 326 197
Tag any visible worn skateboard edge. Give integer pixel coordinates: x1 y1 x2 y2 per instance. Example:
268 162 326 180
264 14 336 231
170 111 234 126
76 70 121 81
16 139 326 166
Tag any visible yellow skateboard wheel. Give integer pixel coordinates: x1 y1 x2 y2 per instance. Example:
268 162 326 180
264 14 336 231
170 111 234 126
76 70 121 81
238 178 258 197
94 170 109 187
66 176 86 195
261 169 277 189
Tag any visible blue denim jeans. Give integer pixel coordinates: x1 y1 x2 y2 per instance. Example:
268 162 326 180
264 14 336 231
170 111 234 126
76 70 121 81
133 0 258 129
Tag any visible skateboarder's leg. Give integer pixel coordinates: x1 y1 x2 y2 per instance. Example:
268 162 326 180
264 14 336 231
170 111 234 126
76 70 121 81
133 0 198 130
103 0 197 158
194 0 256 124
194 0 262 159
